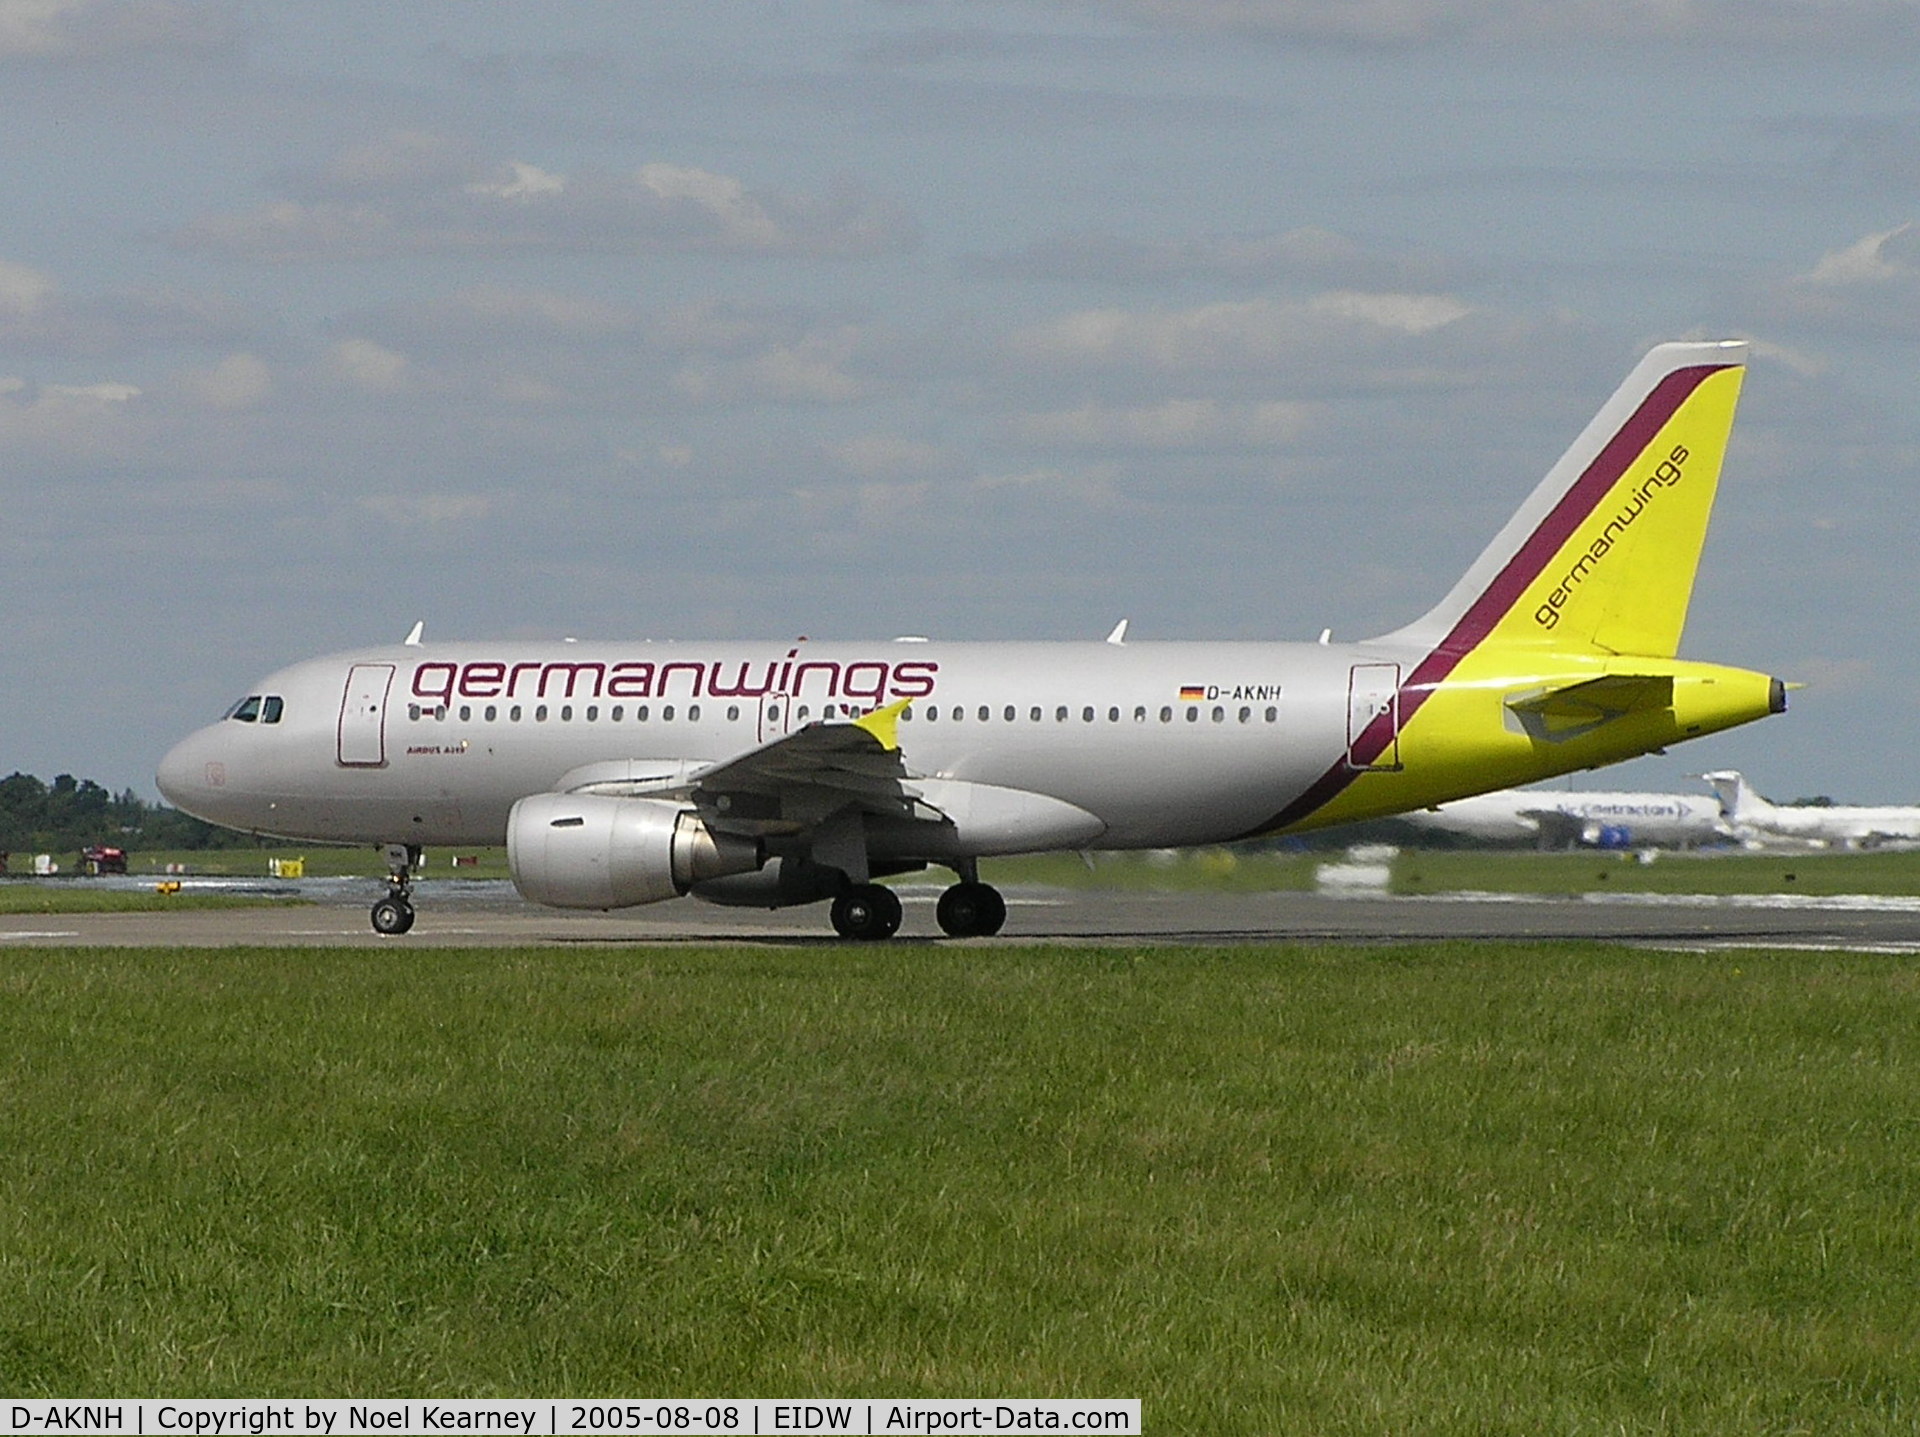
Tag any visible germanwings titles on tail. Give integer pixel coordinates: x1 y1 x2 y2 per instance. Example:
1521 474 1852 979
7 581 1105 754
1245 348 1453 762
157 341 1787 938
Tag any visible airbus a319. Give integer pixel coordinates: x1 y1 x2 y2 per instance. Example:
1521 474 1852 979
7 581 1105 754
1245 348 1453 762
157 341 1788 938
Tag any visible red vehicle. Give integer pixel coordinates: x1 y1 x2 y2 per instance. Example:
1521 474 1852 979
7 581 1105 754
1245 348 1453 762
79 845 128 876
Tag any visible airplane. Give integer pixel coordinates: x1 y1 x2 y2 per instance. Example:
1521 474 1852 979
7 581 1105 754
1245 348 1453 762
156 340 1789 939
1400 785 1728 849
1704 771 1920 849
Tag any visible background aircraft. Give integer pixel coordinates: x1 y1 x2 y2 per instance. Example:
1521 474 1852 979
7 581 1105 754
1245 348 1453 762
157 342 1786 938
1705 771 1920 849
1401 787 1727 849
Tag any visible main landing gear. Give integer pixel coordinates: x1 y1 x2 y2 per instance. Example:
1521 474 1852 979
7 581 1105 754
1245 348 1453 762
370 843 420 935
935 880 1006 938
827 871 1008 940
830 883 903 940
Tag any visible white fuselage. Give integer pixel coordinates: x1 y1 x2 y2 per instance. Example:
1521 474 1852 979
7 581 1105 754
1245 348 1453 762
1403 788 1727 847
157 637 1387 852
1734 801 1920 849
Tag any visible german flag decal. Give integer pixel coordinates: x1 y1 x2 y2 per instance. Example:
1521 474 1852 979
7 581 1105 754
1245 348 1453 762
1179 685 1206 702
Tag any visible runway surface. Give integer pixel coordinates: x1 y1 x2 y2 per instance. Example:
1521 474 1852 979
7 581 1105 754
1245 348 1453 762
8 878 1920 950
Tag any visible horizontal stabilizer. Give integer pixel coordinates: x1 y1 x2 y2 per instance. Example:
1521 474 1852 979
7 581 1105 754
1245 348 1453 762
1507 673 1673 743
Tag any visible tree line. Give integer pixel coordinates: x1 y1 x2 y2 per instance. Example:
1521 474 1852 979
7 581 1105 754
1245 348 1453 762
0 772 258 854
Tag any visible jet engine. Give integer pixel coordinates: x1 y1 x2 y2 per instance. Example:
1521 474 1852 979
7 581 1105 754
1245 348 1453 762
507 792 762 909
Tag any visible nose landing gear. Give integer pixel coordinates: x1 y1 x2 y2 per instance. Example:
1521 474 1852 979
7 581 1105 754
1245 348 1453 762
371 843 421 935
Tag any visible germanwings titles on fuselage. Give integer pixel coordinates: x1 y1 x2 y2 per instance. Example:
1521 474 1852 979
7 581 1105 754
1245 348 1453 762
158 341 1789 939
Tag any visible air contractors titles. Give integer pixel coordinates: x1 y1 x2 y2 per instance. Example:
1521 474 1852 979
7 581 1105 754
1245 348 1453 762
1534 444 1689 631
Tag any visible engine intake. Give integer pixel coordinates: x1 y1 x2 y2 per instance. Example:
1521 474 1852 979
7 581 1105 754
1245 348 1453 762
507 793 762 909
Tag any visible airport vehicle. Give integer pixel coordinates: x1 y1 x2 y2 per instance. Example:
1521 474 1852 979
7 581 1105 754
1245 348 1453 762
77 844 129 875
1401 787 1727 849
1705 771 1920 849
156 341 1787 938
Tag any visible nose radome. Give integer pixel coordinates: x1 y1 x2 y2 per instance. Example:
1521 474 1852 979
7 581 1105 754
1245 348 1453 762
156 728 221 814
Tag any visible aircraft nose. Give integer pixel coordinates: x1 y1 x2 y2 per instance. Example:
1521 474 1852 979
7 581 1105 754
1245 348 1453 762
156 727 227 815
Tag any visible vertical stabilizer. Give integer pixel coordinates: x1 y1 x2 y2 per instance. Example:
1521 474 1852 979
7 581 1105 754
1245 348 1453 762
1384 341 1748 660
1702 770 1761 824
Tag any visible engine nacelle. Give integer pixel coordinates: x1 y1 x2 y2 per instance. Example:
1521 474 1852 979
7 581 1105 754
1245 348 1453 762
507 793 762 909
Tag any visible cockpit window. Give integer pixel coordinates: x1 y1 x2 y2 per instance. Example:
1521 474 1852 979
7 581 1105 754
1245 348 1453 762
262 696 284 724
227 695 262 723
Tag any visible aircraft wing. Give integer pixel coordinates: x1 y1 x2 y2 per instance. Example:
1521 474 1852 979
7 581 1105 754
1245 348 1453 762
1514 807 1588 847
564 700 925 838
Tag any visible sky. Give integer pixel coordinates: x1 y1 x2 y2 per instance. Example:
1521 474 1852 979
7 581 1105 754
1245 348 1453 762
3 0 1919 806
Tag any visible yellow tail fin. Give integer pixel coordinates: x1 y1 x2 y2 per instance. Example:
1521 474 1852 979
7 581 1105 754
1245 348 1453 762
1387 340 1747 660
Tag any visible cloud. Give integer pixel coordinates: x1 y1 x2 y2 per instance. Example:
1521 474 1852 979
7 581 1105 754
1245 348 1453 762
359 492 495 526
0 373 143 459
182 351 271 410
1807 223 1920 286
1014 397 1315 450
1006 289 1473 373
0 255 55 312
672 331 873 406
173 133 919 262
39 379 138 402
855 27 1030 66
973 225 1461 290
0 256 265 357
464 160 567 204
0 0 239 63
1760 223 1920 334
824 433 953 481
328 337 409 392
1066 0 1920 48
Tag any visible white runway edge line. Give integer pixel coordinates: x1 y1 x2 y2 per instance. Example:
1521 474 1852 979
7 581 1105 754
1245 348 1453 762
1404 890 1920 913
1 1398 1143 1435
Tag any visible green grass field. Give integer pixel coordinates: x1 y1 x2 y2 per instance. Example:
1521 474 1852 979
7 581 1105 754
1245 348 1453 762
92 842 1920 899
0 942 1914 1432
0 886 301 915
